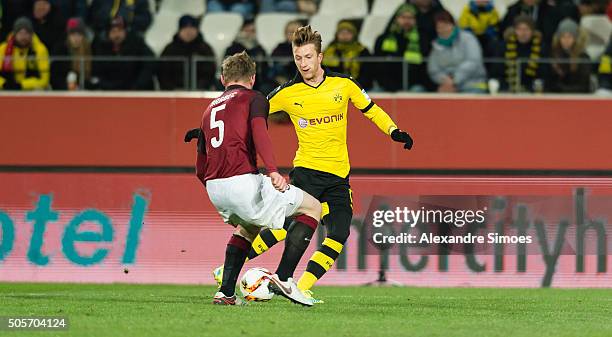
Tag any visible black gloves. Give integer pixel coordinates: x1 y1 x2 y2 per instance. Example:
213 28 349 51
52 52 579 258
184 128 201 143
185 128 206 155
391 129 413 150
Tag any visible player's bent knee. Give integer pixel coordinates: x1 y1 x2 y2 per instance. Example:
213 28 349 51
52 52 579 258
297 191 322 221
324 210 352 244
287 221 314 249
235 225 260 242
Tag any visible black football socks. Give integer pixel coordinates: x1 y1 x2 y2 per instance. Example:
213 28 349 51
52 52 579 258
219 234 250 296
275 215 318 281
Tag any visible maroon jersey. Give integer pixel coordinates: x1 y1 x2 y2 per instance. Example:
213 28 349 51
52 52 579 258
196 85 278 183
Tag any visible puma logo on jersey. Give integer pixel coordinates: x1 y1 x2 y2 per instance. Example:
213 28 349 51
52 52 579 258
294 101 304 108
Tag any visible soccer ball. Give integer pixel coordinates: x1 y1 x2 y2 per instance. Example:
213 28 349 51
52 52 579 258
239 267 275 302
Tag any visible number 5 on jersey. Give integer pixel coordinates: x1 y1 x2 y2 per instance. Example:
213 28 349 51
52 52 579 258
210 104 225 148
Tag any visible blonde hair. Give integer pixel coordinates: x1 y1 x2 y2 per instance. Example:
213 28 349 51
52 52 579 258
68 34 92 81
552 29 587 73
221 51 256 83
292 25 322 53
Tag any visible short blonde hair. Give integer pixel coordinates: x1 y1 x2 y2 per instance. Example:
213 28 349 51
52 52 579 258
292 25 322 53
221 51 256 83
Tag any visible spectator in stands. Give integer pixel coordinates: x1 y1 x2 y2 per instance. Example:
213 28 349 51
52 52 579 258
546 18 591 93
158 15 216 90
50 0 87 20
427 10 487 93
1 0 30 41
500 0 579 47
410 0 446 56
0 17 50 90
374 3 429 91
207 0 256 19
494 15 548 93
578 0 610 16
260 0 297 12
225 19 271 92
322 20 373 89
30 0 65 50
50 18 92 90
260 0 318 15
91 16 154 90
458 0 501 58
608 0 612 20
296 0 318 15
555 0 581 20
596 39 612 93
270 20 301 86
88 0 151 37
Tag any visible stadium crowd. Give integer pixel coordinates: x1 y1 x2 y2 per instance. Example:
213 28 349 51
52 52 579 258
0 0 611 93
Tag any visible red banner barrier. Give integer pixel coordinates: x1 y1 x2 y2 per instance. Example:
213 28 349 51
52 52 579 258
1 94 611 170
1 172 611 288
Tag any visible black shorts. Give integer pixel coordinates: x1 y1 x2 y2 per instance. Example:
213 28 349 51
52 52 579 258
289 167 353 242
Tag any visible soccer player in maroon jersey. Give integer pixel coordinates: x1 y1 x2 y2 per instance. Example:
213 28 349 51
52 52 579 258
190 51 321 306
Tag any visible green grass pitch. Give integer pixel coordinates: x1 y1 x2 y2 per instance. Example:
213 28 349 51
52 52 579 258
1 283 611 337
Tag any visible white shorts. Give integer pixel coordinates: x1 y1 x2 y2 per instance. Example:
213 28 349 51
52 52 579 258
206 173 304 230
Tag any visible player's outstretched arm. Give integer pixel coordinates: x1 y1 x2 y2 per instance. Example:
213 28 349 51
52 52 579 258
251 118 287 191
184 127 208 184
363 104 415 150
348 79 414 150
268 111 291 124
250 93 287 191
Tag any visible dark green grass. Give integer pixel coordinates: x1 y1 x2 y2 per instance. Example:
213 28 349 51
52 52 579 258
0 283 611 337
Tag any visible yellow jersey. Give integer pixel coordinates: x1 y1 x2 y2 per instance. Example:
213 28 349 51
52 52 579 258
0 33 50 90
268 70 397 178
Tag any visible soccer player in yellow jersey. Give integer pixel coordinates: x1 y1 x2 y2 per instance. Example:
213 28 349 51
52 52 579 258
213 25 414 303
